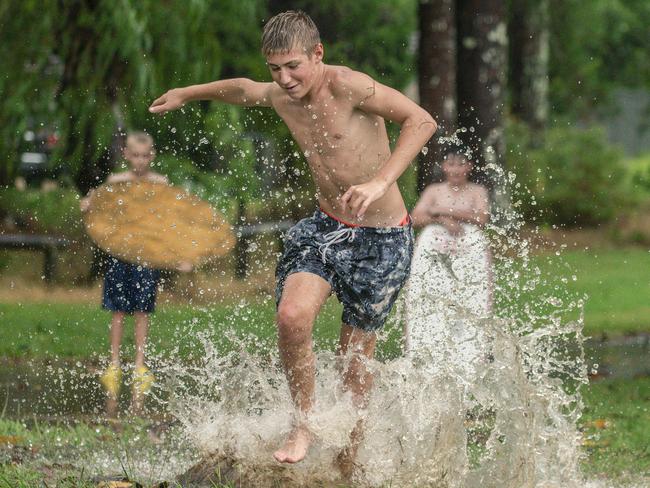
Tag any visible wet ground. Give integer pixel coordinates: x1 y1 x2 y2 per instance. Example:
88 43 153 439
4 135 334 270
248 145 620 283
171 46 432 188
0 335 647 487
584 333 650 380
1 334 647 419
0 358 170 419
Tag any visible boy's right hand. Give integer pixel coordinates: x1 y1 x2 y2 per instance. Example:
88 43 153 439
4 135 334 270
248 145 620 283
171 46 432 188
149 88 186 114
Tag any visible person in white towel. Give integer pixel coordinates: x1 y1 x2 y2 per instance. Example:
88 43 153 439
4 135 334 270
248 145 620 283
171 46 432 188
404 151 492 372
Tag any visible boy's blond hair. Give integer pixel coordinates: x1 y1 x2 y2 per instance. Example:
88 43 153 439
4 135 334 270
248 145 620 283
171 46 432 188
262 10 320 56
126 131 154 150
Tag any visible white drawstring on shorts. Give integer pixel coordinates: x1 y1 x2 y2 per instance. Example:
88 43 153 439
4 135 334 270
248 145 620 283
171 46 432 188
319 225 357 263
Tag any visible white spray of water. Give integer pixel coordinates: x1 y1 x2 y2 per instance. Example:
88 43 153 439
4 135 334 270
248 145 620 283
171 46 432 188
152 157 590 485
155 302 585 487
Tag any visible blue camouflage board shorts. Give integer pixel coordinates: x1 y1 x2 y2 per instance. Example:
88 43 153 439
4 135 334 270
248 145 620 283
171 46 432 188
276 209 414 332
102 256 161 314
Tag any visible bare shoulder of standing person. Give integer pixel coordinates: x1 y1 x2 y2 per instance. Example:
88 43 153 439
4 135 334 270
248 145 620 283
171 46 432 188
421 183 443 203
470 183 489 202
106 172 132 184
412 183 441 215
470 183 490 224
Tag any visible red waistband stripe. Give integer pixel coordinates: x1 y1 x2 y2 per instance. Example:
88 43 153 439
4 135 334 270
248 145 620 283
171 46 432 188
320 208 410 228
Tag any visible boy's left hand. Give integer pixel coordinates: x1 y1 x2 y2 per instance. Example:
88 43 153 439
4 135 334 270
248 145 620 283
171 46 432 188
341 179 388 218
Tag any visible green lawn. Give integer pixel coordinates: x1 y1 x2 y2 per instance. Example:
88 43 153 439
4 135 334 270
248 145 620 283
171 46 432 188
496 247 650 337
0 418 197 488
0 297 407 362
0 299 335 359
0 247 648 485
1 247 647 359
580 377 650 478
535 247 650 336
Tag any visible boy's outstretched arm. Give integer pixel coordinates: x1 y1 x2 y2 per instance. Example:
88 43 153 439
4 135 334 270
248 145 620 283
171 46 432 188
339 71 437 218
149 79 274 114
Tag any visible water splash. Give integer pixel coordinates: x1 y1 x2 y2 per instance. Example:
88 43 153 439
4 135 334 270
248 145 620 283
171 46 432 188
142 154 591 487
1 127 595 486
152 299 585 487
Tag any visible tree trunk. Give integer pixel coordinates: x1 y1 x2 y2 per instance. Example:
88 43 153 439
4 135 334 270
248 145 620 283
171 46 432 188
0 157 10 187
457 0 507 189
417 0 457 192
509 0 549 132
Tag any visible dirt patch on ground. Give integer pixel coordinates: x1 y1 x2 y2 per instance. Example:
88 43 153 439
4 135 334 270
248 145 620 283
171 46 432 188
0 268 276 305
0 277 101 303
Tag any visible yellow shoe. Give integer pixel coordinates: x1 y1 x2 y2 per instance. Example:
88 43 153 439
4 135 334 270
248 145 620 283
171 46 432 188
133 366 155 395
100 364 122 398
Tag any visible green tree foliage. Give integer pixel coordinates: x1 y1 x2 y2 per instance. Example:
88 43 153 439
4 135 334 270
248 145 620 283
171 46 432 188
0 1 56 185
548 0 650 117
0 0 266 191
0 187 84 238
507 120 626 226
1 1 416 198
626 153 650 196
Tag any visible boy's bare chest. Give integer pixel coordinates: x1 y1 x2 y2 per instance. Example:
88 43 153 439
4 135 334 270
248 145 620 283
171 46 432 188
438 187 476 210
276 101 367 157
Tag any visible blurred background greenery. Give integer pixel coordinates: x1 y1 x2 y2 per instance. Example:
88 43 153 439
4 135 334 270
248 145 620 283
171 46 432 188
0 1 649 239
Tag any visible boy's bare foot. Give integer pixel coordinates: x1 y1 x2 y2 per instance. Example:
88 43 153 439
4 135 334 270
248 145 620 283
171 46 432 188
335 419 363 480
335 444 360 480
273 425 312 463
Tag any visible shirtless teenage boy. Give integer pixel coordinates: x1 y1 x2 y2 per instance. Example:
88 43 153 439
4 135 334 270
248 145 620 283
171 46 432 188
149 10 436 469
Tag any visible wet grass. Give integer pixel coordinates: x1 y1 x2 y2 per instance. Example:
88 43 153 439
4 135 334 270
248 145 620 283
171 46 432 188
0 296 407 361
535 247 649 336
1 248 648 360
0 377 647 486
0 298 345 360
0 417 199 487
569 248 650 336
0 300 271 359
0 460 96 488
496 247 650 337
579 377 650 478
0 247 648 485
